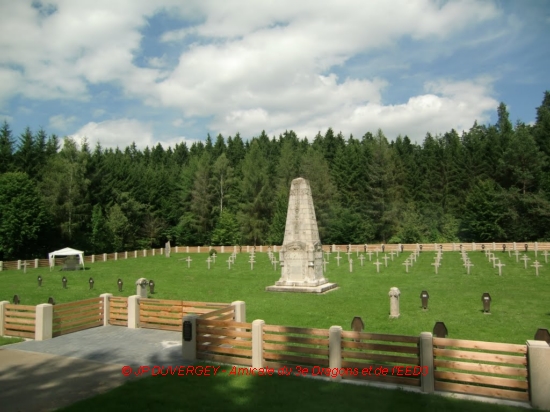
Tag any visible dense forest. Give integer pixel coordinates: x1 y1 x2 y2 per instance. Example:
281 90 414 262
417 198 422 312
1 92 549 260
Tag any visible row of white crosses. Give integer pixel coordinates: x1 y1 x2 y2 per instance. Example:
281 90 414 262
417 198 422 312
484 250 504 276
432 249 442 274
226 252 237 269
402 250 418 273
460 250 474 274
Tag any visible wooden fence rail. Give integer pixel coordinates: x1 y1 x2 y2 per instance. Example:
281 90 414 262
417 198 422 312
197 319 253 366
262 324 330 370
139 299 232 332
109 296 128 326
340 330 421 387
432 337 529 402
53 297 103 337
3 304 36 339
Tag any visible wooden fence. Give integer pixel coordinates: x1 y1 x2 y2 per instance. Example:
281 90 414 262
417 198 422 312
263 325 330 370
432 337 529 402
340 330 421 387
53 297 104 337
109 296 128 326
197 319 253 365
3 304 36 339
139 299 232 331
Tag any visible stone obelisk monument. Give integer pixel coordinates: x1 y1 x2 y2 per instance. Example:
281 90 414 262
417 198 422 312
266 177 337 293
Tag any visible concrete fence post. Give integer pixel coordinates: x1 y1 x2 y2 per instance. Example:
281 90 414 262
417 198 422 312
143 250 146 257
134 250 137 258
527 340 550 410
152 249 155 256
17 260 21 270
34 258 39 268
221 246 224 253
231 301 246 323
0 261 3 271
91 255 95 263
182 314 199 362
127 295 140 329
35 303 53 341
329 326 343 381
420 332 435 393
186 246 189 253
103 253 107 262
252 319 265 368
100 293 113 326
197 246 201 253
0 301 9 335
125 251 128 259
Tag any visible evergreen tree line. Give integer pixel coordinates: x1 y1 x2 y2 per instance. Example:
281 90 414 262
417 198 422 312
1 93 549 260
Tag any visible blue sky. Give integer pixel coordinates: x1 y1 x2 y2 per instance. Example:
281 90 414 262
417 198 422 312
0 0 549 149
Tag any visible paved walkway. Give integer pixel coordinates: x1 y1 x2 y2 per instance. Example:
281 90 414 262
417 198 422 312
0 326 187 412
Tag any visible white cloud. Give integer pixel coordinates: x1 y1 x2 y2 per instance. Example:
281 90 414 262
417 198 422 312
70 118 154 149
0 1 507 145
49 114 77 131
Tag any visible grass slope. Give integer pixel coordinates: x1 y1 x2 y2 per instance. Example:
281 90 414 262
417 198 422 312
1 250 549 344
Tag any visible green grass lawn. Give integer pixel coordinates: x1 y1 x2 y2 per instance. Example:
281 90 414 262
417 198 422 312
54 363 530 412
0 336 24 346
1 250 549 344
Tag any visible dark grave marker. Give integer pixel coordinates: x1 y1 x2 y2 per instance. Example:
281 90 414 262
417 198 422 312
502 244 506 253
420 290 429 310
525 243 528 252
13 294 20 305
440 245 443 250
364 244 367 252
381 244 385 253
89 277 94 290
482 292 491 314
481 244 485 251
38 276 42 287
419 245 423 252
117 278 123 292
534 328 550 344
351 316 364 342
149 280 155 294
433 321 448 338
460 244 463 251
400 244 404 252
48 296 55 305
62 276 67 289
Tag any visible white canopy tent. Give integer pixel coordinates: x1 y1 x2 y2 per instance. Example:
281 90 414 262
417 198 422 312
48 247 85 271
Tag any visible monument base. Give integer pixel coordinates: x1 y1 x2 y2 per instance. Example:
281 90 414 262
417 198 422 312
265 283 338 294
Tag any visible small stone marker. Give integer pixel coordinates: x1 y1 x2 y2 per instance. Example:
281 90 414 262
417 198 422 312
514 250 520 263
402 260 410 273
47 296 55 305
463 261 473 275
324 251 331 261
37 275 42 287
346 250 352 260
226 258 232 269
117 278 123 292
373 259 382 273
206 257 212 270
22 260 28 273
349 259 353 273
482 292 491 314
335 255 342 266
531 261 542 276
420 290 429 310
534 328 550 344
382 255 390 267
149 280 155 294
62 276 68 289
165 241 171 258
495 261 505 276
358 254 365 266
136 278 148 298
521 254 530 269
13 294 20 305
186 256 192 268
366 251 373 261
272 260 278 270
389 251 395 261
211 252 217 263
249 256 255 270
351 316 364 342
433 321 448 338
388 287 400 318
89 277 94 290
490 255 498 268
542 250 549 264
323 260 328 272
431 261 440 274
